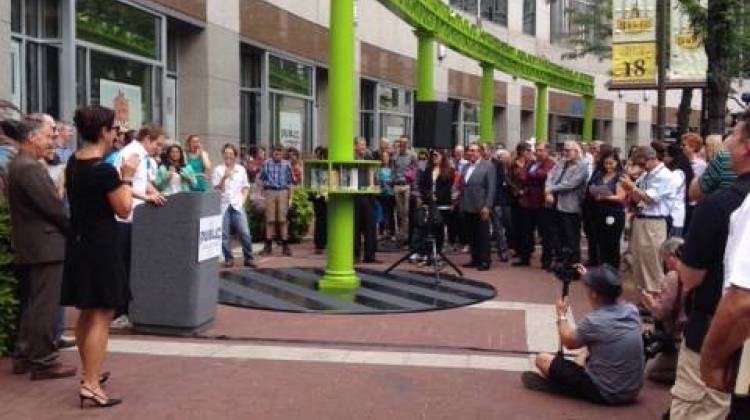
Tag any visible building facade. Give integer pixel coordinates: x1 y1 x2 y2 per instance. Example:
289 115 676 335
1 0 745 158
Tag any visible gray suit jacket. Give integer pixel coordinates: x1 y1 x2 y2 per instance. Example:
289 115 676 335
460 159 496 214
7 151 68 264
545 159 589 214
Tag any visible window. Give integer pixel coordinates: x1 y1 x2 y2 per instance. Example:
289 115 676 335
240 46 263 148
450 0 477 15
268 54 315 151
11 0 21 33
378 83 413 142
550 0 596 44
269 55 312 96
360 79 376 145
89 50 155 128
462 102 480 144
378 84 411 115
523 0 536 36
481 0 507 27
76 0 161 60
10 40 21 108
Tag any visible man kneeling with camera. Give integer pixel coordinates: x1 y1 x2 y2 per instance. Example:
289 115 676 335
522 265 645 405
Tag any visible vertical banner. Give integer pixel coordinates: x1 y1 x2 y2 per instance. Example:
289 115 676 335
611 0 658 85
668 0 708 82
279 111 303 150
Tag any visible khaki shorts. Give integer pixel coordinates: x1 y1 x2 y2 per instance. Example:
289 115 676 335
265 189 290 223
670 343 731 420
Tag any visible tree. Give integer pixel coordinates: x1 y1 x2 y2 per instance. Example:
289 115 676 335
677 0 750 134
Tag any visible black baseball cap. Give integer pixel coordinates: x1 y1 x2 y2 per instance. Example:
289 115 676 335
584 264 622 299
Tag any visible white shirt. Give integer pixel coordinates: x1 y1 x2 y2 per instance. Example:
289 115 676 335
583 152 595 181
669 169 686 228
114 140 149 223
724 194 750 290
464 160 479 182
635 163 673 217
212 164 249 213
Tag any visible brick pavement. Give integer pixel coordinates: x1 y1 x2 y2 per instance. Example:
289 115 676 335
0 241 671 419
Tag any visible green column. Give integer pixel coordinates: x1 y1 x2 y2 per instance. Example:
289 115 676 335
320 0 359 289
582 95 594 143
480 63 494 144
416 29 435 101
535 83 548 143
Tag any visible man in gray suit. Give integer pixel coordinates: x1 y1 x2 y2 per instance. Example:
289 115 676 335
545 141 590 263
4 117 76 380
460 143 496 271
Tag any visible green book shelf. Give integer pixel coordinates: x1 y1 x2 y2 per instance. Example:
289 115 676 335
303 160 381 195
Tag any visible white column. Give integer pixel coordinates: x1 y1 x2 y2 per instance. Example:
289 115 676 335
612 101 627 150
505 82 522 150
178 0 241 160
637 103 653 146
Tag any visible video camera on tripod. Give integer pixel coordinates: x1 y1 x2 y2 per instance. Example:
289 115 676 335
551 248 582 298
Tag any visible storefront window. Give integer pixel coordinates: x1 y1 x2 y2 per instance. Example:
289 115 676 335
89 50 154 129
481 0 508 26
378 85 411 114
463 102 480 144
270 93 312 152
241 92 262 147
269 55 312 96
241 48 263 89
360 79 376 145
380 114 410 142
76 0 161 60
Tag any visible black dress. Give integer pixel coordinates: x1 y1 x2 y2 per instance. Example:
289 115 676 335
61 156 129 309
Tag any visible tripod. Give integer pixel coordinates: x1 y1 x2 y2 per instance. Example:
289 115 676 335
384 229 463 283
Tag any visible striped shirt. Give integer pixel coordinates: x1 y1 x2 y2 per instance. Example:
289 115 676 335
698 150 737 195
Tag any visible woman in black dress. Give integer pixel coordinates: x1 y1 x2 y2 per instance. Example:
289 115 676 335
585 148 627 269
62 105 137 408
418 149 456 262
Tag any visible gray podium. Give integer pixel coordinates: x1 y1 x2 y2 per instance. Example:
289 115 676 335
130 192 222 336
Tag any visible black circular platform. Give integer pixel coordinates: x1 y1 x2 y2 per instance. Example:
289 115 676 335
219 267 496 314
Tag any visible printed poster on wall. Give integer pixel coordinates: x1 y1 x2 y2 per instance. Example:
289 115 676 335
100 79 142 131
279 111 302 150
197 215 222 263
668 0 707 82
611 0 657 85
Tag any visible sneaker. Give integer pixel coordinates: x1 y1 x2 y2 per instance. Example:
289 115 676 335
243 260 256 268
110 315 132 330
282 244 292 257
260 242 273 256
30 363 77 381
222 260 234 269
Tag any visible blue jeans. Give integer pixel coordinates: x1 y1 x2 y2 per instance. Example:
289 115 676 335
222 206 253 262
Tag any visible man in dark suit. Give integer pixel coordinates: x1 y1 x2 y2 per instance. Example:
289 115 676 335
460 143 496 271
5 117 76 380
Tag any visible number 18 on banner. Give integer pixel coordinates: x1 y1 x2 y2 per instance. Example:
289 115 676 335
612 42 657 84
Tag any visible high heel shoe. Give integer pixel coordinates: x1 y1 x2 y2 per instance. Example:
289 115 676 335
79 386 122 409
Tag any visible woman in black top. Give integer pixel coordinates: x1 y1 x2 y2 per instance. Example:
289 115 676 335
62 105 137 408
586 148 627 269
418 149 455 257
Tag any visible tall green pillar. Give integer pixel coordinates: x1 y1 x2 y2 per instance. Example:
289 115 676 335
535 83 548 143
480 63 494 144
582 95 594 143
320 0 359 289
416 29 435 101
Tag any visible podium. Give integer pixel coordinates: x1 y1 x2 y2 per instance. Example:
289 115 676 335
130 192 222 336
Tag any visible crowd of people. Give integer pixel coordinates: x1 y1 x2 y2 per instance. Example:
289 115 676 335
1 97 749 417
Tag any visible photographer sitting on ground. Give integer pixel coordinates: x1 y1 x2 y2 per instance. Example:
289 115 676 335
640 237 686 385
522 264 644 405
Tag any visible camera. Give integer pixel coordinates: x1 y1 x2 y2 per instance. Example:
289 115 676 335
642 328 677 361
551 248 581 283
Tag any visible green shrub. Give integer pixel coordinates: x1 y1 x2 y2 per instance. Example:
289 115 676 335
245 188 314 244
0 200 18 356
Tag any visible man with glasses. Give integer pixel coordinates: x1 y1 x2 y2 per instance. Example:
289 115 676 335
621 146 673 294
459 143 496 271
